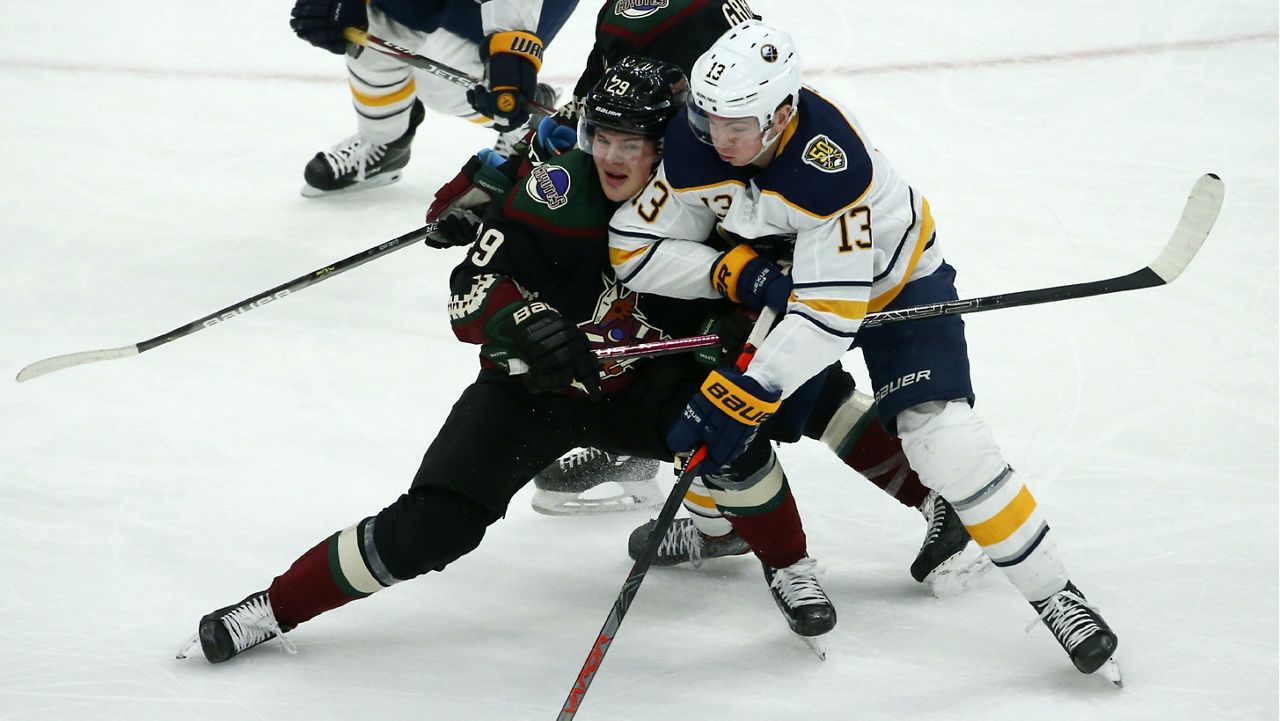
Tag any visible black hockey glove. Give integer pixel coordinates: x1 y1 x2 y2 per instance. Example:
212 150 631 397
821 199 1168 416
503 302 601 399
424 209 483 249
469 31 544 131
693 311 756 367
290 0 367 55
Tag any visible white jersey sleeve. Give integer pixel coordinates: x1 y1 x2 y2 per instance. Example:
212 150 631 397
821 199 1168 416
478 0 543 34
607 164 725 300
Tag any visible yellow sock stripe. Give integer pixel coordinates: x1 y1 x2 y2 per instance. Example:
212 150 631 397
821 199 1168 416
682 487 718 510
711 245 759 303
701 371 781 426
965 485 1037 547
349 78 417 108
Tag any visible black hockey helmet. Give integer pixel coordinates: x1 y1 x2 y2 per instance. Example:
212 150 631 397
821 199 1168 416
578 56 689 156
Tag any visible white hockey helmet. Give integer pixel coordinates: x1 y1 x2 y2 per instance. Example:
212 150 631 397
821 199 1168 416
687 20 801 146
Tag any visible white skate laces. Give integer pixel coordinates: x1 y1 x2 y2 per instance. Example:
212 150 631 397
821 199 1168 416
559 447 614 471
1027 587 1102 652
323 136 388 182
656 520 704 566
919 491 945 544
768 557 827 609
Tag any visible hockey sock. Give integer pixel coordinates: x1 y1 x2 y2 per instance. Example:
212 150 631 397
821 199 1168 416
898 400 1069 601
705 449 806 569
810 386 929 509
268 517 390 629
682 477 734 537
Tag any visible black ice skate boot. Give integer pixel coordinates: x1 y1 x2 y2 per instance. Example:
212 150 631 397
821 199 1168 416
531 448 662 516
910 490 974 582
627 517 751 566
1030 582 1120 681
178 590 296 663
301 99 426 197
763 557 837 638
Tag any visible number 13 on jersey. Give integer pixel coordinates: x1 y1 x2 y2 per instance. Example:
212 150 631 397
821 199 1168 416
837 206 871 252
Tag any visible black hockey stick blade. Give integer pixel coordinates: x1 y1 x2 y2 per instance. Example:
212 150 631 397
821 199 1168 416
16 223 437 383
861 173 1223 328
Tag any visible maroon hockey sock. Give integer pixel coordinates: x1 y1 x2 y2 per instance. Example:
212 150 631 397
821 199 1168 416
268 533 364 629
727 489 807 570
843 416 929 509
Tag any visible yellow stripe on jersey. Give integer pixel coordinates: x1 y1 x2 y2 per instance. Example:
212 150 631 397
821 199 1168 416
965 484 1037 547
773 110 802 157
349 79 417 107
663 178 747 194
796 297 868 321
869 197 935 312
609 245 647 267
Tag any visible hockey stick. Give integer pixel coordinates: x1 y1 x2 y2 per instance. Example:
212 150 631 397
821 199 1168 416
557 309 777 721
342 27 557 117
15 223 439 383
588 173 1224 364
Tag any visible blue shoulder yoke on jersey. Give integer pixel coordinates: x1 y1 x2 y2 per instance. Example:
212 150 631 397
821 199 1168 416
661 106 755 191
755 88 874 219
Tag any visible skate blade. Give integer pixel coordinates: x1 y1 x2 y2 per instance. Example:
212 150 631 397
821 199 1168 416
530 490 662 517
926 552 993 598
798 634 829 661
300 171 404 198
1096 657 1123 688
175 633 200 660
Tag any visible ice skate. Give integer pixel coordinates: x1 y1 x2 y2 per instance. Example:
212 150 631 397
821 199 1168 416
300 99 425 197
177 590 296 663
1029 582 1121 685
762 556 836 659
530 448 662 516
912 490 990 596
627 517 751 567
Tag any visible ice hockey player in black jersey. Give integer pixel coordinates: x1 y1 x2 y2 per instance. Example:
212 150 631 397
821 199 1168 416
181 56 838 666
423 0 978 592
609 19 1121 683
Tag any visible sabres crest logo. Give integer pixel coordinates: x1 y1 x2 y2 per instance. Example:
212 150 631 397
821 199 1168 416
760 44 778 62
527 165 571 209
801 134 847 173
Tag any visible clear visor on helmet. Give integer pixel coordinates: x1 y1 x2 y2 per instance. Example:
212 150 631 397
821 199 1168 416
686 98 768 149
577 117 658 165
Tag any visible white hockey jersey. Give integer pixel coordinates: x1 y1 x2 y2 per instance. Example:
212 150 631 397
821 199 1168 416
608 87 943 397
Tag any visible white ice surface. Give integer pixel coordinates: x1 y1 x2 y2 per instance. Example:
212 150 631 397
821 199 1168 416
2 2 1277 720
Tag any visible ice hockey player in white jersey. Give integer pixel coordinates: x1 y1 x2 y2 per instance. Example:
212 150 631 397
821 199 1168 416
608 19 1121 682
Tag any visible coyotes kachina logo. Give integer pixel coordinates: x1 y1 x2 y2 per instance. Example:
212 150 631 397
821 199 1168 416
580 275 665 378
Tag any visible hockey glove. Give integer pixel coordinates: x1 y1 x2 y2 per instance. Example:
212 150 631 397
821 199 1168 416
424 209 482 249
502 302 601 399
469 31 544 131
426 148 515 225
289 0 367 55
529 116 577 163
667 367 781 471
711 245 793 312
693 311 755 367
